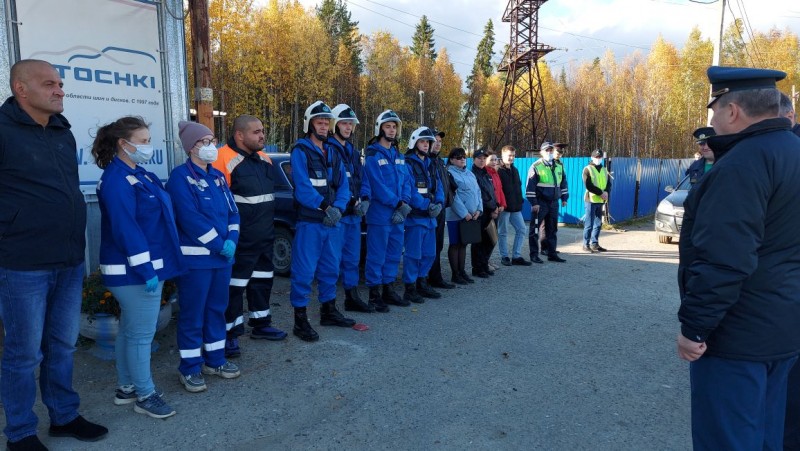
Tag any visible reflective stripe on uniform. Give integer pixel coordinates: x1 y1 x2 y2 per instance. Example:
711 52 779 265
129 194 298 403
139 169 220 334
152 259 164 270
395 159 405 165
125 175 139 185
233 193 275 204
252 271 274 279
181 246 211 256
310 178 328 187
100 264 126 275
228 224 239 232
226 154 245 175
179 348 202 358
249 309 270 319
226 316 244 331
230 278 249 287
378 159 388 166
128 251 150 266
204 339 226 351
198 228 219 244
417 188 428 194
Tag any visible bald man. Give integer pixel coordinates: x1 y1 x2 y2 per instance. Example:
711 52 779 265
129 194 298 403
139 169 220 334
0 59 107 449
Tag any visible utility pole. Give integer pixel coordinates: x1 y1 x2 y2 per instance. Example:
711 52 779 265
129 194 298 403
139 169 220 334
189 0 214 131
707 0 726 125
418 90 425 126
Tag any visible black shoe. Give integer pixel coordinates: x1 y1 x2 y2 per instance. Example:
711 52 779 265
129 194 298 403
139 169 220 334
7 436 48 451
540 250 548 255
582 245 596 253
451 275 469 285
512 257 532 266
591 244 608 252
49 415 108 442
485 269 495 276
471 270 489 279
531 256 544 264
320 301 356 327
416 278 442 298
368 286 390 313
383 284 409 306
293 308 320 342
428 279 456 289
224 338 241 358
548 255 567 263
403 284 425 304
459 272 475 283
501 257 512 266
344 288 375 313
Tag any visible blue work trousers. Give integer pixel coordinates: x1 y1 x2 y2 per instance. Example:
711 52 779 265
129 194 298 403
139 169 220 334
110 282 165 401
403 224 436 283
690 354 797 451
365 223 404 286
337 217 362 290
177 266 231 376
290 221 341 307
0 264 84 442
583 202 604 246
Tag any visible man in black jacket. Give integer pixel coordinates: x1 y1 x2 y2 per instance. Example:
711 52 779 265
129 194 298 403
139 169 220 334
684 127 715 186
496 145 531 266
470 149 498 277
779 91 800 137
0 60 107 450
677 66 800 450
427 130 455 288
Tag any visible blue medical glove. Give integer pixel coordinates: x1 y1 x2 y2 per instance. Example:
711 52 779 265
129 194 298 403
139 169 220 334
145 276 159 293
221 239 236 258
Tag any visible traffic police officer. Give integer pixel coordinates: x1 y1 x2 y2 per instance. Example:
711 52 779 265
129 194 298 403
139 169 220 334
290 101 354 342
363 110 411 311
402 126 444 304
213 115 286 357
526 141 568 263
677 66 800 450
685 127 715 186
326 104 373 313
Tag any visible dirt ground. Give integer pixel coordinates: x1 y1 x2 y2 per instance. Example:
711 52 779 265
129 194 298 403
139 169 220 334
5 220 692 450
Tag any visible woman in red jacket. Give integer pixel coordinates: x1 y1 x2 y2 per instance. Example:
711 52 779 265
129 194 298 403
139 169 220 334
486 151 506 271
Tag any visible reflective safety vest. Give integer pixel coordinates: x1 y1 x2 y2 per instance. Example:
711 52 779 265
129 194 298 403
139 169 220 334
533 161 563 188
587 165 608 203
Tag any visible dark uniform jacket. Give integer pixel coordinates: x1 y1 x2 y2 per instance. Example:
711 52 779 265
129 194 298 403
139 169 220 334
498 164 523 212
684 158 708 186
678 117 800 361
0 97 86 270
472 165 498 213
429 156 452 207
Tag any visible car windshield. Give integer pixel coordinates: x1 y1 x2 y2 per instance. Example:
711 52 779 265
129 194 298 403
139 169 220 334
675 175 691 191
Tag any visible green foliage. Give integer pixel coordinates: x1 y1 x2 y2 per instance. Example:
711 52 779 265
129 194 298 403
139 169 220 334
410 15 437 61
82 270 176 318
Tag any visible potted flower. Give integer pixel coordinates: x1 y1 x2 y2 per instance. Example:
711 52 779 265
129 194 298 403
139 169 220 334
80 270 176 359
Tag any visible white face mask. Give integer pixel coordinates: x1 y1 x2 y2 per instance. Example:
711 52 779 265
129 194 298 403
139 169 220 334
542 152 553 162
123 140 154 164
197 144 218 163
592 158 603 165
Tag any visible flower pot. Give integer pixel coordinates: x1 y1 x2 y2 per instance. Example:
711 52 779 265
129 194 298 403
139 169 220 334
80 302 173 359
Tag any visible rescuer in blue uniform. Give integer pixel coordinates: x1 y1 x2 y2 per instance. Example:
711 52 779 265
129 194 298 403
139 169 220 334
677 66 800 450
362 110 412 311
167 121 241 393
402 127 444 303
290 101 355 342
326 104 373 313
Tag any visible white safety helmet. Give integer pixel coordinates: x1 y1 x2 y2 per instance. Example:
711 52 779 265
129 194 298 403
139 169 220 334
303 101 335 134
408 126 436 150
331 104 360 130
374 109 402 138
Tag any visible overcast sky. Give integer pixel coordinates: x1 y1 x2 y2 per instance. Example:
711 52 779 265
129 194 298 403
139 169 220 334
269 0 800 80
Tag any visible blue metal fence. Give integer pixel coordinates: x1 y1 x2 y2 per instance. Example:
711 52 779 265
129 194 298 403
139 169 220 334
608 158 637 223
638 158 661 216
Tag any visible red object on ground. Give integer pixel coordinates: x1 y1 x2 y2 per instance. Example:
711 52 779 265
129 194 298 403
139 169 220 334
352 323 369 331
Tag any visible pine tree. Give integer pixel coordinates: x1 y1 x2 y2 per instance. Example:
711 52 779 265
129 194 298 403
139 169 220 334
410 15 437 61
316 0 363 73
463 20 495 149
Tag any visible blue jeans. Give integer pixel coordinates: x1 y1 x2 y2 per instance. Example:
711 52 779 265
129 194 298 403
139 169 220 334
583 202 604 246
110 282 163 399
0 264 84 442
497 211 525 258
690 355 797 451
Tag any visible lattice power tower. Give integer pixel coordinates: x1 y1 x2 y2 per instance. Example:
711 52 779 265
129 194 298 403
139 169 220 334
493 0 554 152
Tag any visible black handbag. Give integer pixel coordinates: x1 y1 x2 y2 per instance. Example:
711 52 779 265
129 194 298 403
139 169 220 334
459 218 482 244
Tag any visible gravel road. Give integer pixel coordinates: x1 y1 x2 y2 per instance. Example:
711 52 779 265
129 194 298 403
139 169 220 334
11 221 692 450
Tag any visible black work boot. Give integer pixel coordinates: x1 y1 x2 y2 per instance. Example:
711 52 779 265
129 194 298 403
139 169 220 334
320 300 356 327
368 286 390 313
403 283 425 304
416 278 442 299
383 283 409 306
344 288 375 313
292 307 319 342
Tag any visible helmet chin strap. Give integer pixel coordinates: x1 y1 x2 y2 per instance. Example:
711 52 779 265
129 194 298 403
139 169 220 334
313 132 327 142
334 126 350 142
416 148 428 158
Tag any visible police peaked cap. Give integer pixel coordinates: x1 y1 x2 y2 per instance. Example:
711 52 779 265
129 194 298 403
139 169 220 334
692 126 716 143
706 66 786 108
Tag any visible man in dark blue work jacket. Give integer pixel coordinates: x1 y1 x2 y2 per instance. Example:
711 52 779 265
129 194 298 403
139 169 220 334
677 66 800 450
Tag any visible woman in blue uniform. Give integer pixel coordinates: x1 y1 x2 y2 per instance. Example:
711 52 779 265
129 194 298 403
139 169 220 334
167 121 241 393
93 116 182 419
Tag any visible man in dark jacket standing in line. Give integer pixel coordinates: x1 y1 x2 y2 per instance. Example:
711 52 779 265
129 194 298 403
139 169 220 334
526 142 568 263
677 66 800 450
0 60 108 450
470 149 499 278
427 130 455 289
497 145 531 266
581 149 611 253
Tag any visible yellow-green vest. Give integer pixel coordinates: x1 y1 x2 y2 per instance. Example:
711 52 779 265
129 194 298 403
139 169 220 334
533 161 563 188
587 165 608 203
